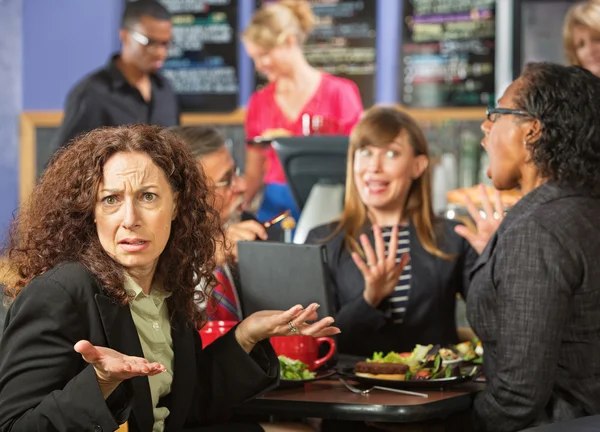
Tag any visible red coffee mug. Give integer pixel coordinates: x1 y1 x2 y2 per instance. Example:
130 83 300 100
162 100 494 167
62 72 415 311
270 335 336 371
199 320 237 348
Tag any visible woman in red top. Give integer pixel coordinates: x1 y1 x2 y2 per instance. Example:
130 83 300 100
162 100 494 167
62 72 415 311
242 0 363 223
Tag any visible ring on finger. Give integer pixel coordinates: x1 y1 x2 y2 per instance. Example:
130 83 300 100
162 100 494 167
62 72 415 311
288 321 298 333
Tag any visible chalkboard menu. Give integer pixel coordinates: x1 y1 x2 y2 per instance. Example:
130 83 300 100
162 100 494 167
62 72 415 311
399 0 496 108
149 0 240 112
255 0 377 108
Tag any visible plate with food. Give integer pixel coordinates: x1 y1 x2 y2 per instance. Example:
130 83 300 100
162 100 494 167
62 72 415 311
338 344 481 389
278 355 336 388
417 340 484 365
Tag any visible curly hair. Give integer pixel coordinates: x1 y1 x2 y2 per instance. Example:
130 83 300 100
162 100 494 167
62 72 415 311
515 62 600 194
5 124 223 327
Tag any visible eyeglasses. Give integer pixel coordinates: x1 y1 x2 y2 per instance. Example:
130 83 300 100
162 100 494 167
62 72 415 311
214 167 241 189
130 30 171 51
486 107 530 123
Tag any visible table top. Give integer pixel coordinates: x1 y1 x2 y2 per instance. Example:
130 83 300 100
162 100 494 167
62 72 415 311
236 379 484 423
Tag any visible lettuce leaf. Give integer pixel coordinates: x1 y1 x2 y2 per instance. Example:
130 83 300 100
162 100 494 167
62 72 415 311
366 344 433 367
278 355 316 380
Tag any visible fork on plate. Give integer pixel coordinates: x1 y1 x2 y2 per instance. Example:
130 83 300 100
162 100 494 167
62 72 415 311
338 377 429 398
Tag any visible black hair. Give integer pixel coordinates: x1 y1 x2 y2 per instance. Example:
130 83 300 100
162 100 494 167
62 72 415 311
121 0 171 29
168 126 226 159
515 62 600 194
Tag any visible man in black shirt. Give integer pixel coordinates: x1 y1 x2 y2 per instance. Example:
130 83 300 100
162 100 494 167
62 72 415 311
55 0 179 148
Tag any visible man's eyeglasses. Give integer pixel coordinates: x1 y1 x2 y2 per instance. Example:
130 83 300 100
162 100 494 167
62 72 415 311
486 107 530 123
130 30 171 51
214 167 241 189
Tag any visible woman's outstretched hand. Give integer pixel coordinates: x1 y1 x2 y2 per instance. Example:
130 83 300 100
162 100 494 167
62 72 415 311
352 225 410 308
74 340 165 399
454 184 506 254
234 303 340 353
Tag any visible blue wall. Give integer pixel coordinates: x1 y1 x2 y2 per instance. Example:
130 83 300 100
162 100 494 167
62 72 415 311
0 0 22 243
23 0 123 110
376 0 401 103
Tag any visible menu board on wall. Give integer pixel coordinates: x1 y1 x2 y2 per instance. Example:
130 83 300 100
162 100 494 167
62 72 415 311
255 0 377 108
399 0 496 108
132 0 240 112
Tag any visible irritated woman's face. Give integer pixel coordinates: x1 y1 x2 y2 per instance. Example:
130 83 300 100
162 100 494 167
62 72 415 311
94 151 177 274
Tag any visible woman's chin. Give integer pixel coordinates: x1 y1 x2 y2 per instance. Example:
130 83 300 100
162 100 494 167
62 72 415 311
491 177 518 191
362 197 397 211
116 255 157 271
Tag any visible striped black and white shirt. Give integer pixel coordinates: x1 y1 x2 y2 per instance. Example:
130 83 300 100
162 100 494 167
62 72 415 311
381 226 411 324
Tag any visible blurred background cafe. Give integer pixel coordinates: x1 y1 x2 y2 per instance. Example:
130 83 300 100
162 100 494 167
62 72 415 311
0 0 598 430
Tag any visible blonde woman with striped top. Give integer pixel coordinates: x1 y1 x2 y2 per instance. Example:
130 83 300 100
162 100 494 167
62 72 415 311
306 106 478 357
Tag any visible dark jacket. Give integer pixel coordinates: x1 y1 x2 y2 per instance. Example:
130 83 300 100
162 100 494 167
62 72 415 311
468 182 600 431
306 219 478 357
0 262 278 432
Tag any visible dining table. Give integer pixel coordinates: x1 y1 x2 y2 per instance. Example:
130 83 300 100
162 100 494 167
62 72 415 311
234 378 484 424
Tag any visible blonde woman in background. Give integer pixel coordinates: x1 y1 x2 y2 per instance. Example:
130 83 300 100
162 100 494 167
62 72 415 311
563 0 600 76
306 106 478 359
242 0 363 223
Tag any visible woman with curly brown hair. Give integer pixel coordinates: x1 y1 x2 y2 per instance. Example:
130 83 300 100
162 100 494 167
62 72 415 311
0 125 337 432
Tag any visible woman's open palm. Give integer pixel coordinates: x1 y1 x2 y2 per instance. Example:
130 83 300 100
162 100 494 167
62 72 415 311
74 340 165 385
454 184 506 254
235 303 341 352
352 225 410 308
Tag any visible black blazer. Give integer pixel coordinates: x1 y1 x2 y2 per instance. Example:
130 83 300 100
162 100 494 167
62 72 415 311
468 182 600 431
0 262 278 432
306 219 477 357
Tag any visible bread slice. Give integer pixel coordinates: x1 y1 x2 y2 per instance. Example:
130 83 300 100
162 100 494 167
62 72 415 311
355 372 406 381
447 185 522 208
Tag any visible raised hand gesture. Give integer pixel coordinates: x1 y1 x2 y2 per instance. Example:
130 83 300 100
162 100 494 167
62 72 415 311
351 225 410 308
454 184 505 254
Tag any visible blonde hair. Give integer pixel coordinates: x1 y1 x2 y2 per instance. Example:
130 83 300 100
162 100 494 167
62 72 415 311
563 0 600 66
330 106 452 260
242 0 315 49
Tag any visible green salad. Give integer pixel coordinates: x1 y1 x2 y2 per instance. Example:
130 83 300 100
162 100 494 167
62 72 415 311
278 355 316 380
368 344 433 368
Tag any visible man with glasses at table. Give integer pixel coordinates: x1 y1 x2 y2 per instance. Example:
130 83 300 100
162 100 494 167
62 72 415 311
170 125 270 322
54 0 179 148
